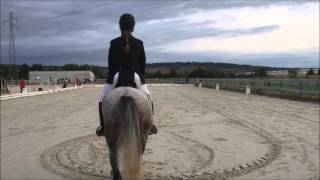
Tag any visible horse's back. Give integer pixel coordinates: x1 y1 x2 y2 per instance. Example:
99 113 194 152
104 87 151 111
102 87 153 132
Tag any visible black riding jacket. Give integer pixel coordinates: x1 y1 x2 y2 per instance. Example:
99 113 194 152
106 36 146 87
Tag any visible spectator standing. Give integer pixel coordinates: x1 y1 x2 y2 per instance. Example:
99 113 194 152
19 79 26 93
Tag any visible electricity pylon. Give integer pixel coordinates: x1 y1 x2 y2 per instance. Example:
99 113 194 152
3 12 20 79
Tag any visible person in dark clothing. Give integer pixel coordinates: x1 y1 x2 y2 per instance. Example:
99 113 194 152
96 13 158 136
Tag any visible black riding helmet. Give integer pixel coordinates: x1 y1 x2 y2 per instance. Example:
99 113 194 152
119 13 135 32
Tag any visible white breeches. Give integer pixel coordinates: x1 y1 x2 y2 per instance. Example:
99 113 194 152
98 72 151 102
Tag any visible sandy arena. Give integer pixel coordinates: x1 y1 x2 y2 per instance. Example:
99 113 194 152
1 85 319 180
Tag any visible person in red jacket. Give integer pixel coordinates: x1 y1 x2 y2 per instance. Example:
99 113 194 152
19 79 26 93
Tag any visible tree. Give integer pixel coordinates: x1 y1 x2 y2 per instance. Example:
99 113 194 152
216 71 225 78
80 64 91 70
19 64 29 79
30 64 43 71
154 70 163 78
144 72 154 78
306 68 315 75
208 69 220 78
254 68 267 77
189 68 206 78
169 70 177 77
288 69 297 78
0 65 9 79
92 66 107 79
62 64 80 71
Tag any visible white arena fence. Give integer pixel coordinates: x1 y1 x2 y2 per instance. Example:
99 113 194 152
92 78 320 101
195 78 319 101
1 78 319 102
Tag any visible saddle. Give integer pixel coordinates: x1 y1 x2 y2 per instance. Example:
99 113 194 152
114 67 158 135
115 66 137 88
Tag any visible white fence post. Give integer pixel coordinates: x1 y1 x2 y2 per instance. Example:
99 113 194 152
246 85 251 95
216 83 220 90
22 88 27 93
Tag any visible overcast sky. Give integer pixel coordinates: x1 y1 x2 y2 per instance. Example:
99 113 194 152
1 0 319 68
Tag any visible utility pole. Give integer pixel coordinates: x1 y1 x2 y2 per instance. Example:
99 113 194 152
3 12 20 80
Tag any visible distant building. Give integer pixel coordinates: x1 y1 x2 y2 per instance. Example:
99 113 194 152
297 68 319 76
267 70 288 76
267 69 319 77
29 71 95 84
235 72 255 76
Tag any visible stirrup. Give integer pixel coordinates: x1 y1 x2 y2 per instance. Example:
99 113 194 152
149 124 158 135
96 126 104 136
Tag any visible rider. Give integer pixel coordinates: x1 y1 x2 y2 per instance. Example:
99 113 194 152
96 13 158 136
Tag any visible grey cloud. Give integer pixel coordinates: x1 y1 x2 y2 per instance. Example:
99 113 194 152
16 48 107 66
138 23 280 50
225 25 280 38
0 0 317 67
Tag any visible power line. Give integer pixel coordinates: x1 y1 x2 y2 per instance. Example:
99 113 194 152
33 1 113 22
33 1 177 22
134 1 178 16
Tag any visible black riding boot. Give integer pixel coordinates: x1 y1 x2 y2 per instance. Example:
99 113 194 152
149 101 158 135
96 102 105 136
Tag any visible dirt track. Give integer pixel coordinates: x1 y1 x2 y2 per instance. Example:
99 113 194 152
1 86 319 180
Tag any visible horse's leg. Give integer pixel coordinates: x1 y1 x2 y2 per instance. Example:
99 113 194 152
108 143 122 180
141 134 148 154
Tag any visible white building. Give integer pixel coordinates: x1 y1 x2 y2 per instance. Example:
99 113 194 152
297 68 319 76
267 70 288 76
29 71 95 84
267 68 319 77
